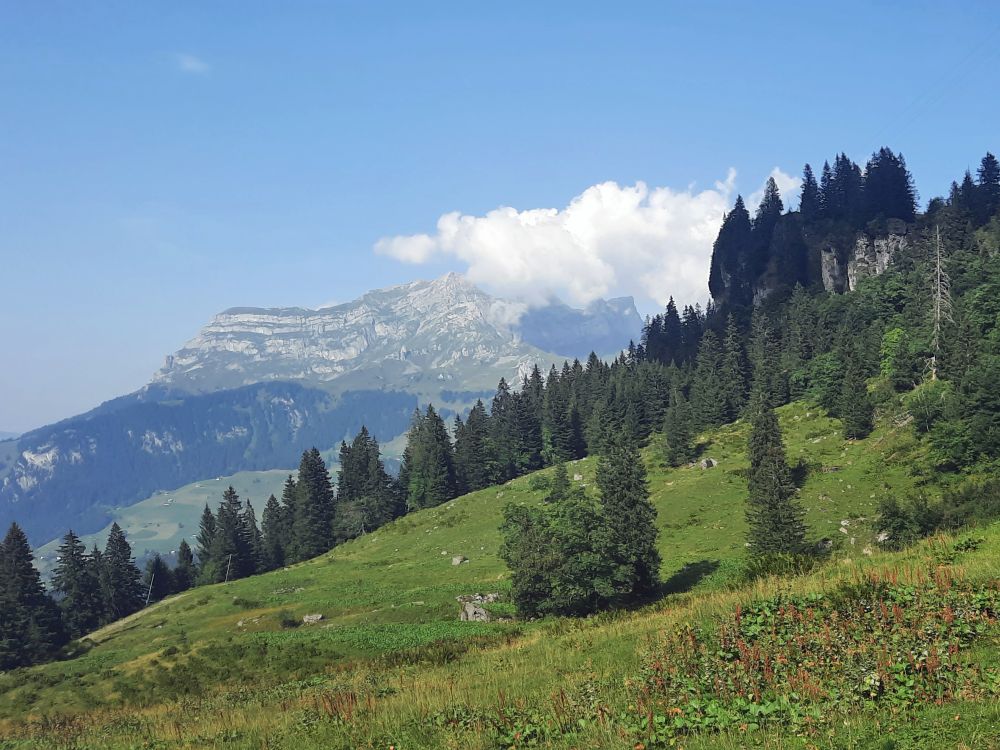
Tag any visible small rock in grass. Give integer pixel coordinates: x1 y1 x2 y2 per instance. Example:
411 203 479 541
302 613 323 625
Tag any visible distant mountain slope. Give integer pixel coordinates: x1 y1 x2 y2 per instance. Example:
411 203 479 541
0 384 415 544
1 274 641 546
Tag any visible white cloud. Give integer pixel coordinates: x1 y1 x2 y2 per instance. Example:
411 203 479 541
375 168 797 310
175 53 210 74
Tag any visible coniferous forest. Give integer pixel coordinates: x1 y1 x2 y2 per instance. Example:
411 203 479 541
4 147 1000 673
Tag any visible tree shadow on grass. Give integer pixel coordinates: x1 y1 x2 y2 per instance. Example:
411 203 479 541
660 559 720 596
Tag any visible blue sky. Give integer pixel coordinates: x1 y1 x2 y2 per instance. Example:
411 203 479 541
2 2 999 432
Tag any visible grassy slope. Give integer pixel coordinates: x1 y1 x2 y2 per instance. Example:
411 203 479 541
3 402 995 749
34 470 293 577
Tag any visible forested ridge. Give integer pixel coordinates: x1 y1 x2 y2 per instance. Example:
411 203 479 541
3 146 1000 670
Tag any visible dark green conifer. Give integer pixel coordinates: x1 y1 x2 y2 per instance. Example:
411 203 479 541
208 487 253 581
195 505 217 570
454 400 491 492
0 523 66 668
51 530 104 637
595 433 660 604
690 330 726 428
663 389 695 467
404 406 456 510
173 539 195 592
290 449 335 561
720 314 749 420
799 163 821 221
101 523 143 621
745 406 806 554
546 462 572 504
260 494 286 571
241 500 264 572
840 349 874 439
862 147 917 222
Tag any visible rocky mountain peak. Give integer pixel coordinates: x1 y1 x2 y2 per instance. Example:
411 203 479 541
153 274 642 396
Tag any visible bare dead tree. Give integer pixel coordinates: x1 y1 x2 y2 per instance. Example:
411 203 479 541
929 224 953 380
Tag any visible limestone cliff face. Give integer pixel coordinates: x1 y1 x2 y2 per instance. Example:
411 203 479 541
710 211 909 307
154 273 642 394
820 224 908 294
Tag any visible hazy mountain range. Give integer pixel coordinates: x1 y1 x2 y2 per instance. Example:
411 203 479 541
0 274 642 544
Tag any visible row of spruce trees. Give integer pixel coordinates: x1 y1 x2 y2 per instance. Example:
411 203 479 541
0 521 179 669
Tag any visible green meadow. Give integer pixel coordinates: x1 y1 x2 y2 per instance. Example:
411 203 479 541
2 403 997 749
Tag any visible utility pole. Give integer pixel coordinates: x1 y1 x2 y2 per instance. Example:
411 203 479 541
224 553 233 583
144 570 155 607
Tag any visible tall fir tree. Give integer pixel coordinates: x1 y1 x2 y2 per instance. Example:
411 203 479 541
195 504 217 574
542 366 575 464
840 348 875 439
51 530 104 638
751 176 784 277
454 400 492 493
173 539 195 592
690 330 726 428
260 493 287 571
975 152 1000 224
799 163 821 221
662 388 695 467
241 500 265 573
720 314 749 420
208 487 254 582
546 462 572 504
334 427 403 541
0 523 66 669
101 522 143 621
708 196 753 304
745 406 806 555
862 147 917 222
403 406 456 510
595 433 661 604
290 449 335 561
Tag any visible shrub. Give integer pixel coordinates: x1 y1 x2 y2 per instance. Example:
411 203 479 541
527 474 551 492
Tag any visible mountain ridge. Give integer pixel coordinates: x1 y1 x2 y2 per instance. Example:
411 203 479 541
0 274 642 546
154 272 642 395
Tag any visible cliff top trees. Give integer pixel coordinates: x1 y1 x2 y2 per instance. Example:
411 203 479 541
800 163 821 222
708 195 752 304
863 147 917 222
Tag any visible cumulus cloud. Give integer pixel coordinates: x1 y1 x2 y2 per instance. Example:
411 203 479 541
375 169 798 310
175 53 210 74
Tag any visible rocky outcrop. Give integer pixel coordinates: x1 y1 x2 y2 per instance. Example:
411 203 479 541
457 593 501 622
821 225 908 293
